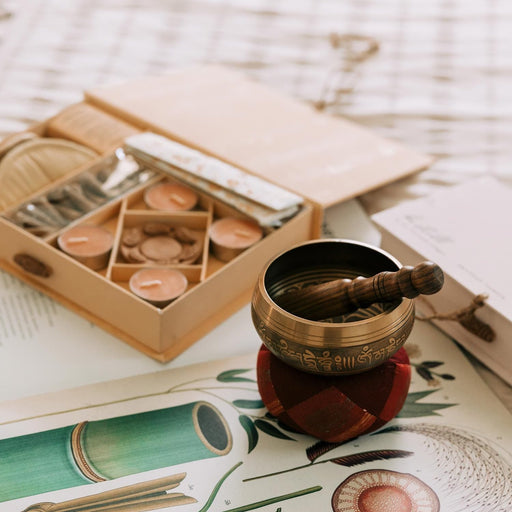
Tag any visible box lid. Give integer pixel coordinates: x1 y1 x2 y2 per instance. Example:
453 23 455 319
85 65 432 209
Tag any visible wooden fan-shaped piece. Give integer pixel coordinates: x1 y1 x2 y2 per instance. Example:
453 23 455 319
0 134 97 211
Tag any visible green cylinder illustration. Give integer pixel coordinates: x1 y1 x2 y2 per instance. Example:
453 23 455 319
0 425 91 501
0 401 232 501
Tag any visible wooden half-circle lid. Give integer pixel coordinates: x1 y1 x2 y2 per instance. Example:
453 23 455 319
0 135 97 211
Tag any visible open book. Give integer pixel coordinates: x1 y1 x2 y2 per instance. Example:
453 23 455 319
372 177 512 386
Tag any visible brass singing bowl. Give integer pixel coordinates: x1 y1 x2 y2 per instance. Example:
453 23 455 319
251 239 415 375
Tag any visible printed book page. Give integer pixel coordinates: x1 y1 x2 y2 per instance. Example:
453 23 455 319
0 269 169 401
371 178 512 388
1 320 511 511
372 178 512 321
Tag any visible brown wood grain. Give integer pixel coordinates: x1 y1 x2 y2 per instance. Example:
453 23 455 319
274 261 444 320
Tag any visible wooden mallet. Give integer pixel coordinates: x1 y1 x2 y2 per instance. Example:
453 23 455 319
274 261 444 320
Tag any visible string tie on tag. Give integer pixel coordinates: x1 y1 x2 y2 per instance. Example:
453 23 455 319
416 293 495 342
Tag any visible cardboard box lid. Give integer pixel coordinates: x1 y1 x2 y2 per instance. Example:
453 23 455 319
85 65 432 209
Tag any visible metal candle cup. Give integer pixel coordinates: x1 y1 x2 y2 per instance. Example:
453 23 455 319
209 217 263 262
129 268 188 307
57 225 114 270
251 239 415 375
143 182 198 211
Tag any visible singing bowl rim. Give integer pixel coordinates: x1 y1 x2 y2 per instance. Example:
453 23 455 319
255 238 413 330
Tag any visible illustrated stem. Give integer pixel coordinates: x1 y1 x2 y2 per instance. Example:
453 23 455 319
0 391 169 426
181 389 264 420
172 386 259 394
1 384 257 426
244 448 413 482
167 379 256 393
195 389 245 412
243 461 318 482
167 377 217 392
221 486 322 512
198 461 243 512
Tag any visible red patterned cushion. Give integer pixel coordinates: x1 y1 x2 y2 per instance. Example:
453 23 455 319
257 345 411 442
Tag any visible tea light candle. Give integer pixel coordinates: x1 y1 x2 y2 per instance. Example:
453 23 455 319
129 268 188 307
143 182 198 211
209 217 263 262
57 225 113 270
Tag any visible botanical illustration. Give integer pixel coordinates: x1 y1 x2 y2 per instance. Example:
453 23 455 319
0 401 232 500
3 347 512 512
22 473 196 512
331 469 440 512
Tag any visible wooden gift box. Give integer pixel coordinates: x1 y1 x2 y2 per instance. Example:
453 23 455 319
0 66 431 361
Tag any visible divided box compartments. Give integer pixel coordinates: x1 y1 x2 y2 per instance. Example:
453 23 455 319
0 151 312 360
0 66 431 361
109 186 213 285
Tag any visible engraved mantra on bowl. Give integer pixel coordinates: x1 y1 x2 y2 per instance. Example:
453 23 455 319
356 334 409 365
256 321 412 373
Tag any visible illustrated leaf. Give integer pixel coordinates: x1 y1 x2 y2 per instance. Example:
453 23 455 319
277 419 301 434
239 414 258 453
397 402 456 418
306 440 343 462
421 361 444 368
416 366 433 380
441 373 456 380
254 419 296 441
233 399 265 409
406 389 438 401
330 449 413 466
217 369 255 383
397 389 457 418
264 413 300 433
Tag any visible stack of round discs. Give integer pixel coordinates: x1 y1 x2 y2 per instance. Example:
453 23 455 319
257 345 411 443
120 223 203 265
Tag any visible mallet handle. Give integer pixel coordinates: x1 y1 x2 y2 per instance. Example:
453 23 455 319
275 261 444 320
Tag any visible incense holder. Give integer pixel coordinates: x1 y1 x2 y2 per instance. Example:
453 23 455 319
251 239 415 375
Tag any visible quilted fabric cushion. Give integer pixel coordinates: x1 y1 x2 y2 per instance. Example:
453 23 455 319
257 344 411 442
